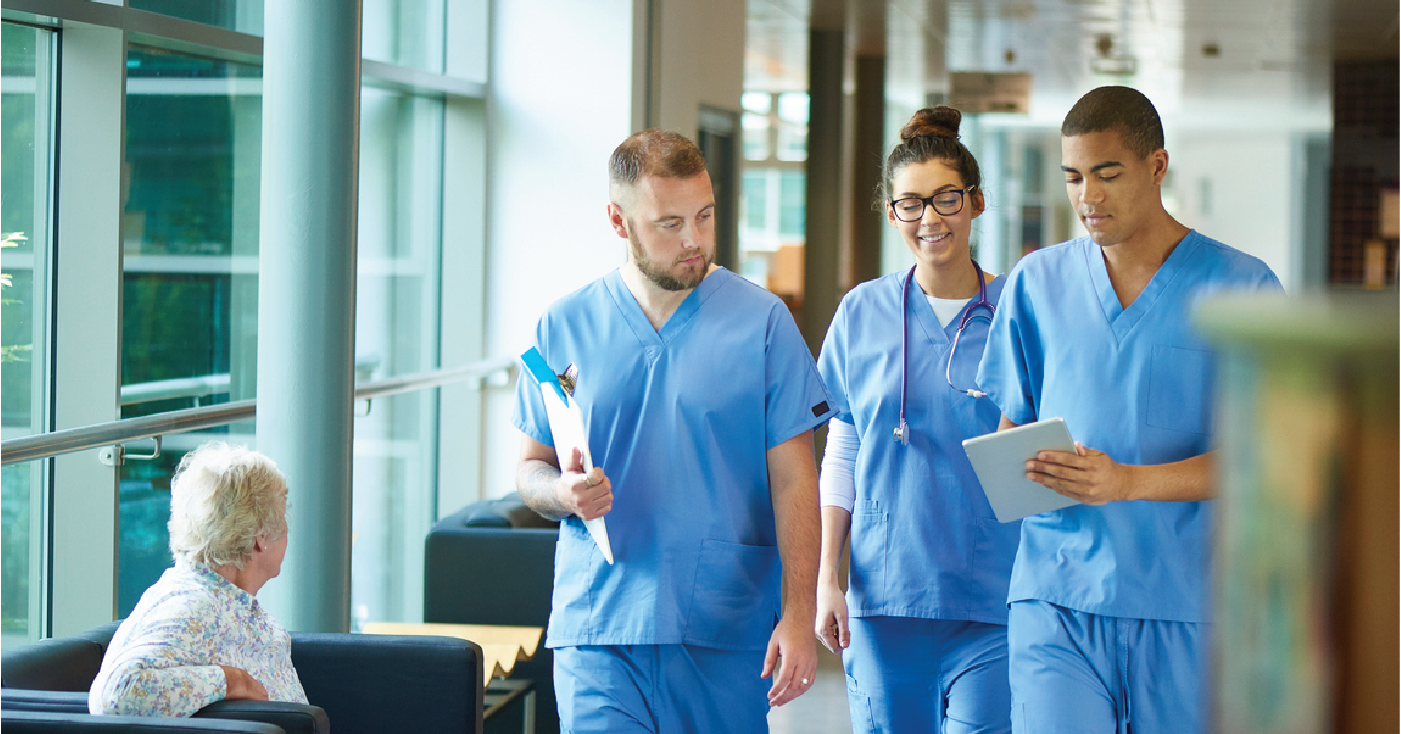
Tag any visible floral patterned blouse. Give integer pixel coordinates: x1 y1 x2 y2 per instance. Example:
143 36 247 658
89 559 308 717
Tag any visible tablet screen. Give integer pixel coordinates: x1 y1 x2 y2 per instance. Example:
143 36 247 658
962 417 1081 522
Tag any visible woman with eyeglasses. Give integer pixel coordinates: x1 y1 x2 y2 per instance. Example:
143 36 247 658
814 106 1019 733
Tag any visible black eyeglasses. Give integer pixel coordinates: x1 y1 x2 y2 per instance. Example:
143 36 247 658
889 186 977 222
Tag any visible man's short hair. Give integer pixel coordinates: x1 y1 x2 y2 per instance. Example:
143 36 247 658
609 129 707 205
1061 86 1164 159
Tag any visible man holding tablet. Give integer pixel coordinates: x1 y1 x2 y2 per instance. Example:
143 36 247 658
976 86 1281 733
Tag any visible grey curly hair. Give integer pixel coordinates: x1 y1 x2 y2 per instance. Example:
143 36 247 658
167 442 288 569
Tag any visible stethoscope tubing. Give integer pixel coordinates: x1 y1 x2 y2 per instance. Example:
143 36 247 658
895 260 996 445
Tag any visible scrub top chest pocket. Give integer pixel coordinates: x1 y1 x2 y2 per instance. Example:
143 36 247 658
1145 344 1215 436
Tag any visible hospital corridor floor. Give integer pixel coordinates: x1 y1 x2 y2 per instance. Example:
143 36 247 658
767 647 852 733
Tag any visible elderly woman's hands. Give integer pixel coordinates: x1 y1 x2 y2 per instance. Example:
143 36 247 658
220 666 269 701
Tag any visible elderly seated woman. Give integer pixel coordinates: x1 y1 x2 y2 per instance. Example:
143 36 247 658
89 441 308 717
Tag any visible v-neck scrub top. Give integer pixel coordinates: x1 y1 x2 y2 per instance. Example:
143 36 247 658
817 270 1020 625
977 232 1282 622
514 267 834 651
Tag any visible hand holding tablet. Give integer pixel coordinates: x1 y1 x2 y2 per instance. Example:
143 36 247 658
962 418 1082 522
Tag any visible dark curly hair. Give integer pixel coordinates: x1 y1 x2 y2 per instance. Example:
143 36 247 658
1060 86 1164 159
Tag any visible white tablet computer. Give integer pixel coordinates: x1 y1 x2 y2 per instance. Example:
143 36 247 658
962 417 1081 523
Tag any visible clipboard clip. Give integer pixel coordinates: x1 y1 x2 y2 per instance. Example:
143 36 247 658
559 363 578 397
521 347 570 403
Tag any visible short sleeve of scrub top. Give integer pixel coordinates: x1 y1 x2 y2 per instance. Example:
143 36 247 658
815 292 857 426
763 301 836 447
976 264 1039 427
514 315 560 449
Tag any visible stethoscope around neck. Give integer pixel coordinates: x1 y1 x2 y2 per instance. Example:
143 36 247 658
894 260 996 445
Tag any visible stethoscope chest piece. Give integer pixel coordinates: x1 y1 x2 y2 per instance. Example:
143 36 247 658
894 420 909 445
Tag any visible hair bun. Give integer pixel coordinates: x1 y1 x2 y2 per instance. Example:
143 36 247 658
900 106 962 143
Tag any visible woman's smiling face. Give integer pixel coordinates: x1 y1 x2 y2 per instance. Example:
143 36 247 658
887 158 983 275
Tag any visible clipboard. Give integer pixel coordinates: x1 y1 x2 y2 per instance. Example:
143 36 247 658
521 348 615 564
962 417 1082 523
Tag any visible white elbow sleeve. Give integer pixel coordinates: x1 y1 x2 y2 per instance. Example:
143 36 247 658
819 418 859 513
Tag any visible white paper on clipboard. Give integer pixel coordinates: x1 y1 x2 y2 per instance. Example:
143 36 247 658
536 383 615 564
962 417 1082 523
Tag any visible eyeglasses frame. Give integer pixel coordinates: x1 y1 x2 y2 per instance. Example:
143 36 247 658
888 186 978 222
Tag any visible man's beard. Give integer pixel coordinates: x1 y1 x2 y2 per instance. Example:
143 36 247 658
629 229 712 291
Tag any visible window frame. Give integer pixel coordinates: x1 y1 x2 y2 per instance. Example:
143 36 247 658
0 1 489 639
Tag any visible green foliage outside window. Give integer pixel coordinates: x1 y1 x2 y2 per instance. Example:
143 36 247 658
1 232 30 364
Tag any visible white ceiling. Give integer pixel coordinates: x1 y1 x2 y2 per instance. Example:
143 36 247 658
746 0 1398 126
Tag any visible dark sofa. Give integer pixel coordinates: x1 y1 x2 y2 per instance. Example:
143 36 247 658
426 493 559 734
0 711 286 733
1 621 484 734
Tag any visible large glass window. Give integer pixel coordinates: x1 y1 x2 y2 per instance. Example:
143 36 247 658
738 168 807 298
130 0 264 36
774 92 808 162
2 3 486 636
117 46 262 616
1 21 55 649
351 87 445 627
737 90 808 305
362 0 446 74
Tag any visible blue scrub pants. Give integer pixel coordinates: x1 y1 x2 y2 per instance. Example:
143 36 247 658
1008 601 1207 734
553 644 769 734
843 616 1011 734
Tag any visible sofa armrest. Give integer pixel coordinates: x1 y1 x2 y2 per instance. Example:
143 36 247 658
0 710 285 733
194 701 328 734
0 637 106 692
0 688 90 713
0 689 328 734
291 633 483 734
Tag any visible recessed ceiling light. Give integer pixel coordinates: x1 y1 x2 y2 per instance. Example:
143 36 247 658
1095 33 1113 57
1090 56 1137 75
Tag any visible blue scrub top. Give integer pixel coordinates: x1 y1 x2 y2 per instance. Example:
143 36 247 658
817 269 1019 625
977 232 1282 622
514 267 834 651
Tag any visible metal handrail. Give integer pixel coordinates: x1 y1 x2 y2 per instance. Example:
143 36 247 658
121 374 233 406
0 357 515 466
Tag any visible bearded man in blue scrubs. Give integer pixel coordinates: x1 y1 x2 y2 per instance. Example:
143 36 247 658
513 129 832 734
977 86 1282 733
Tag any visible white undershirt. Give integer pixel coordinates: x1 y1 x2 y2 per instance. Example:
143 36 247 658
927 294 972 329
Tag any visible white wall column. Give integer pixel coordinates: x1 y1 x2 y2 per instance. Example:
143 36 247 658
50 22 125 637
482 0 748 500
256 0 363 633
